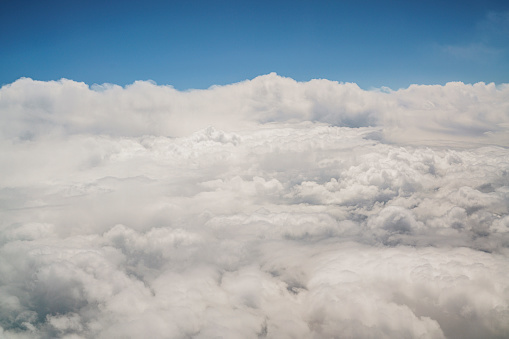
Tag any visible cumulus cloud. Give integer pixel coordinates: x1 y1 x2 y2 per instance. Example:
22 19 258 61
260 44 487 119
0 75 508 338
1 74 508 145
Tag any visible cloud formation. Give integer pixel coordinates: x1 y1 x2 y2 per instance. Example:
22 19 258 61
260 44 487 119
0 75 508 338
1 74 508 145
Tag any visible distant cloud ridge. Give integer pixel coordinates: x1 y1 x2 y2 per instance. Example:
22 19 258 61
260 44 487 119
1 74 508 145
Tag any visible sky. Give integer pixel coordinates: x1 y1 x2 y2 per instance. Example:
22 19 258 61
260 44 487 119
1 0 509 89
1 1 509 339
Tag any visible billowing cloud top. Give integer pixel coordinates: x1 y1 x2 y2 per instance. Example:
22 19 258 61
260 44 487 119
1 73 508 145
0 75 508 338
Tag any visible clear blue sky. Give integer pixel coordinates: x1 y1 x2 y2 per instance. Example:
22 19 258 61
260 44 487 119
1 0 508 90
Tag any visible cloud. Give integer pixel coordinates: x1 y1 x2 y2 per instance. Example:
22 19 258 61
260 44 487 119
437 11 509 70
1 74 508 146
476 11 509 47
0 75 508 338
441 43 501 62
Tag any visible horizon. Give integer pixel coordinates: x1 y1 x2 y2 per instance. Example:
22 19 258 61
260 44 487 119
4 72 509 92
1 0 508 90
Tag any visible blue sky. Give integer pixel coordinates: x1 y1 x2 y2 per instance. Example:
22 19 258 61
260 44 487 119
1 0 508 90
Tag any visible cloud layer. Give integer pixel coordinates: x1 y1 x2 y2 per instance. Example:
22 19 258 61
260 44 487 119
1 74 508 145
1 75 509 338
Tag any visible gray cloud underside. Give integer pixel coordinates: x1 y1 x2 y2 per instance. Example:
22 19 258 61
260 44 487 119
0 75 509 338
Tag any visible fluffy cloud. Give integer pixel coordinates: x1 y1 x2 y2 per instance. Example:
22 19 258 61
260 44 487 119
1 74 508 145
0 75 508 338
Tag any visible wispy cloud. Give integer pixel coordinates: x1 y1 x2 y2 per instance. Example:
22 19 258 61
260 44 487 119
441 42 501 61
439 10 509 63
477 10 509 45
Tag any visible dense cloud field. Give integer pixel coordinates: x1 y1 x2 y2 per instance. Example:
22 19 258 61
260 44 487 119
1 74 508 338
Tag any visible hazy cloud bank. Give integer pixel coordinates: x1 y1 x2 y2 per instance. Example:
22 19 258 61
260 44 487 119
0 75 508 338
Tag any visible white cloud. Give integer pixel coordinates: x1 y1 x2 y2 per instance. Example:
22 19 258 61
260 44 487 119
1 74 508 145
0 75 508 338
